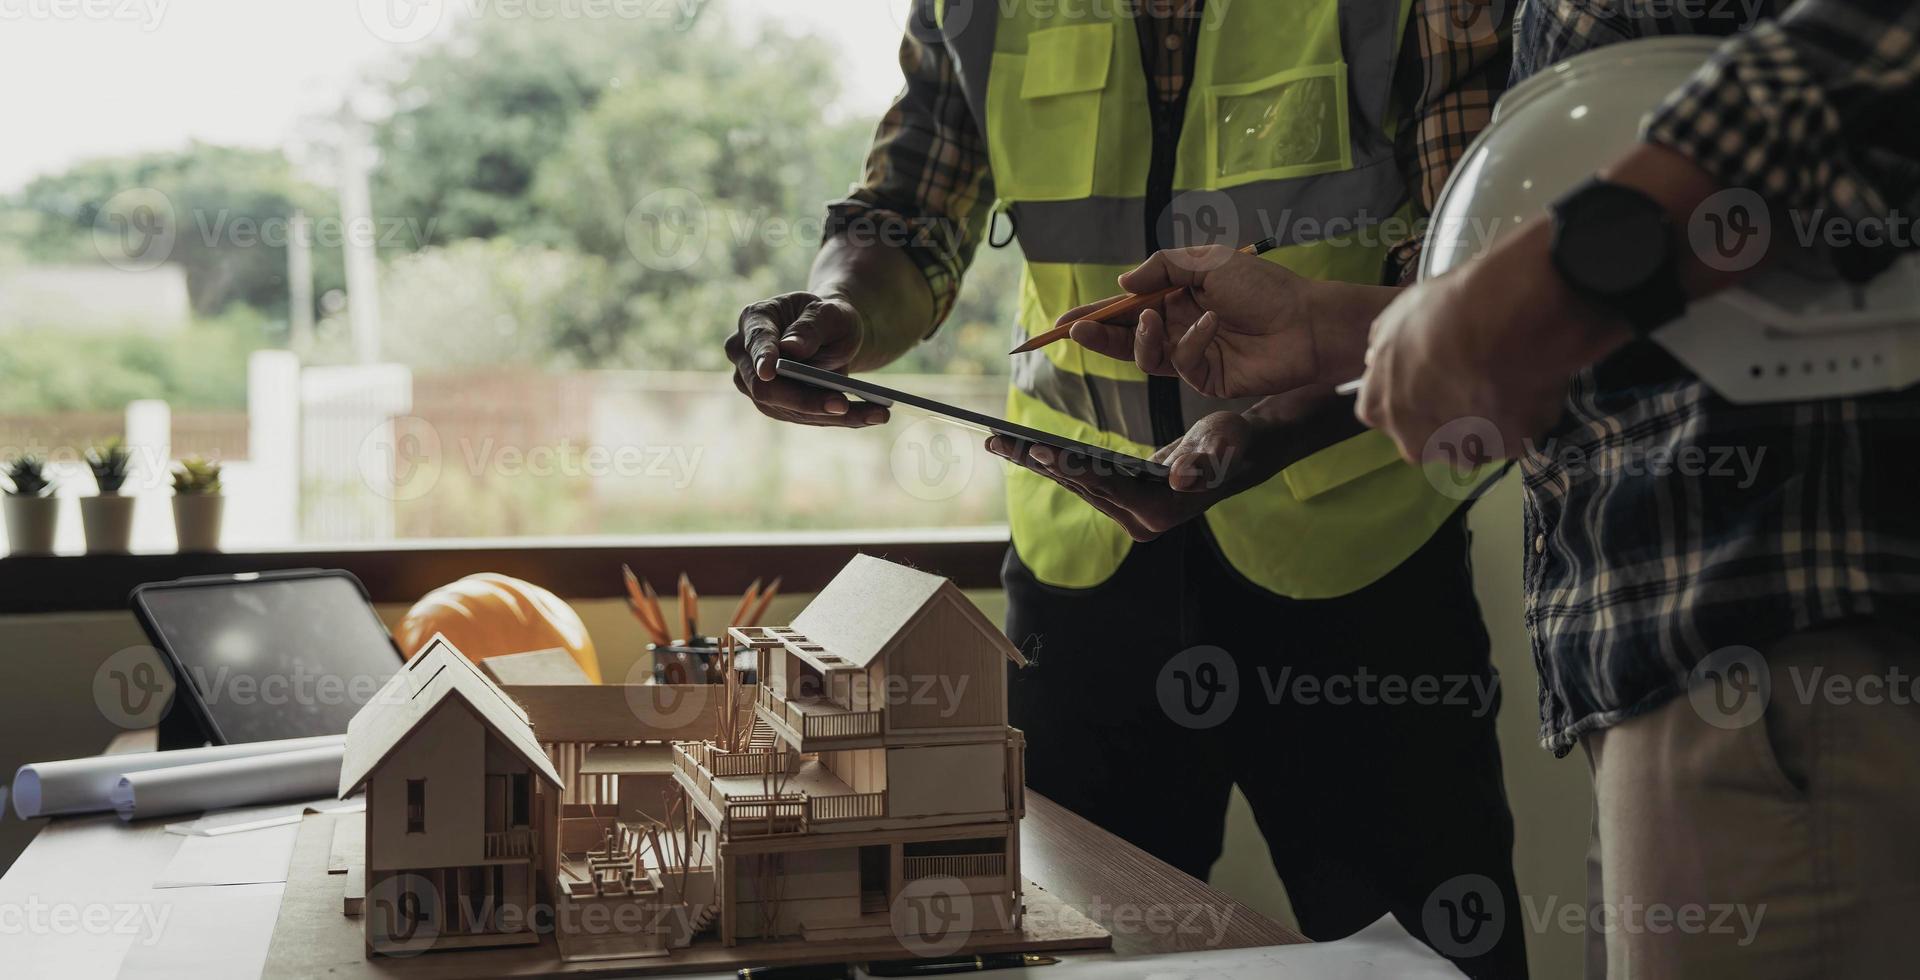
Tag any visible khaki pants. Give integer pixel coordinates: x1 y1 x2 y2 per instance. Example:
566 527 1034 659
1583 623 1920 979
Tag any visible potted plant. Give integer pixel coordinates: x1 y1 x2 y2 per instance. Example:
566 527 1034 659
81 439 136 554
170 456 224 553
4 455 59 556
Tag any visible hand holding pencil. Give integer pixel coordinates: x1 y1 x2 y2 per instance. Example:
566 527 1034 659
1035 241 1379 402
1008 239 1277 356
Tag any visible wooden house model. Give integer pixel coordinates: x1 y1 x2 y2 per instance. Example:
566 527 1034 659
338 555 1030 962
337 635 564 956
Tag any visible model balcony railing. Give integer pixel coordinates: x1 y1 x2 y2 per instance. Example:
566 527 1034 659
901 853 1007 882
673 742 887 835
756 684 883 741
706 747 791 778
484 828 535 859
807 791 886 824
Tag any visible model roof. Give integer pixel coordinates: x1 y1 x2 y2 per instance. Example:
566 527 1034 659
337 634 563 797
786 554 1028 670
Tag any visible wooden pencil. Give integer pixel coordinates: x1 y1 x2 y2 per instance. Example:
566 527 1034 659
1008 237 1279 355
728 578 762 630
622 565 670 645
745 576 781 626
678 573 698 642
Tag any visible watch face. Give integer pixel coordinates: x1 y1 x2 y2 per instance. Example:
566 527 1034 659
1557 185 1671 296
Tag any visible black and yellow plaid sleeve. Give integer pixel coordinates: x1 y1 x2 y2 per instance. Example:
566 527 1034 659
823 20 997 331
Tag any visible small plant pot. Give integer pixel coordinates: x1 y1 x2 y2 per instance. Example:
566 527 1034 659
80 493 137 555
4 495 60 556
171 494 225 553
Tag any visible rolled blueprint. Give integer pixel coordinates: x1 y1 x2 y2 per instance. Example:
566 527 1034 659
12 734 345 819
107 744 346 821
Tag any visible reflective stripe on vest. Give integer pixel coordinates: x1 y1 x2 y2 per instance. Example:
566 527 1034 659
937 0 1469 598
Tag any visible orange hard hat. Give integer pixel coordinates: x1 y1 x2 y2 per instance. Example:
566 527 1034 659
394 573 601 683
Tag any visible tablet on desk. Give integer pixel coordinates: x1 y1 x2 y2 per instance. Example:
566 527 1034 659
131 569 405 746
775 359 1171 480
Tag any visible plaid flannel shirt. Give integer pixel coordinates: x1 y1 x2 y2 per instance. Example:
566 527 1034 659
823 0 1513 325
1515 0 1920 754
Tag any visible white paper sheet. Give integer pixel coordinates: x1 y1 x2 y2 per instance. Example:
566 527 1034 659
10 734 345 819
165 796 364 837
153 823 301 888
974 915 1467 980
108 744 345 821
115 881 286 980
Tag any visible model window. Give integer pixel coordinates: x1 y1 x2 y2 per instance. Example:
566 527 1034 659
510 772 531 827
406 778 426 834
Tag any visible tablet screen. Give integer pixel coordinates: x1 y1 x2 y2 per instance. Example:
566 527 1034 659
134 573 403 744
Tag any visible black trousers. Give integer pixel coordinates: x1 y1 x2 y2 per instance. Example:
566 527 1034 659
1005 515 1528 980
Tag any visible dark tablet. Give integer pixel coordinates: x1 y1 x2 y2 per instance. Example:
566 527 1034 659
130 570 404 745
775 359 1171 480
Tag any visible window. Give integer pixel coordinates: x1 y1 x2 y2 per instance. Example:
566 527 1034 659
510 772 531 829
405 778 426 834
1 3 1020 556
859 844 890 916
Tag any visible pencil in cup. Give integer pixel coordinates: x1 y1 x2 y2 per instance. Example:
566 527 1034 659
1007 237 1279 355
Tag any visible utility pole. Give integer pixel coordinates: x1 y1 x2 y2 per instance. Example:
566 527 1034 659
336 106 383 364
287 209 315 358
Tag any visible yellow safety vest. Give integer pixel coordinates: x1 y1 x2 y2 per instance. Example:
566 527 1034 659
934 0 1464 599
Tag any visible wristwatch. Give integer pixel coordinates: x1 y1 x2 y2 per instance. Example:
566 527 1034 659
1548 178 1690 334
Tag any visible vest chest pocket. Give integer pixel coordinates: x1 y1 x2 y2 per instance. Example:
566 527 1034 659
1204 63 1351 188
986 22 1114 203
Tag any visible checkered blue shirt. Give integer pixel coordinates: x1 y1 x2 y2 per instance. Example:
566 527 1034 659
1515 0 1920 754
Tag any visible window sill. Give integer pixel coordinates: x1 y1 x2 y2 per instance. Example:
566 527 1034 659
0 527 1012 615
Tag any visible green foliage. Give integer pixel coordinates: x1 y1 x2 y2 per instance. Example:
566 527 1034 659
171 456 223 495
4 456 53 497
372 239 623 370
85 439 132 494
0 308 260 413
8 144 344 322
0 4 1021 416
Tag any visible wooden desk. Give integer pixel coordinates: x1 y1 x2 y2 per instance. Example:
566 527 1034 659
0 731 1302 977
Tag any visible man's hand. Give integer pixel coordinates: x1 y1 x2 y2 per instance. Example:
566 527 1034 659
1057 246 1386 399
1355 220 1632 463
726 291 890 428
985 390 1361 542
985 412 1255 542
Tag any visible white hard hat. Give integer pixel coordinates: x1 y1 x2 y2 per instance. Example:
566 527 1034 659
1421 37 1920 403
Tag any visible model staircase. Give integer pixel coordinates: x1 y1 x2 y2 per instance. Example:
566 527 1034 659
747 714 779 753
687 900 720 935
